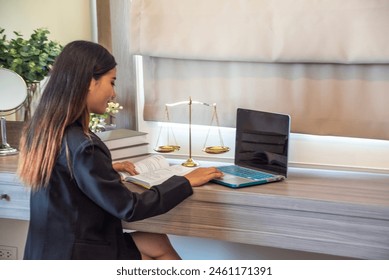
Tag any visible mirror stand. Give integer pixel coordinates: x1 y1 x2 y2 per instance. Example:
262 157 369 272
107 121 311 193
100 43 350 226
0 117 18 156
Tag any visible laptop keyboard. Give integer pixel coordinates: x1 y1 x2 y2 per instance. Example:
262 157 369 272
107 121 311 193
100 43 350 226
217 165 273 180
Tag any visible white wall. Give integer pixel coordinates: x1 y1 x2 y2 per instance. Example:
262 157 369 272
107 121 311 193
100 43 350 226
0 219 29 259
0 0 93 45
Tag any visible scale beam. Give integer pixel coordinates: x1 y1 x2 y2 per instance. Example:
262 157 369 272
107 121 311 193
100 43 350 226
154 97 230 166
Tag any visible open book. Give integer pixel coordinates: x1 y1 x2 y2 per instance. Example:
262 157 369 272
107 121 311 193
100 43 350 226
119 155 193 189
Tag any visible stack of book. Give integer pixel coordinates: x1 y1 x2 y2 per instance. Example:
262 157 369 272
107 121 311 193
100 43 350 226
96 129 149 161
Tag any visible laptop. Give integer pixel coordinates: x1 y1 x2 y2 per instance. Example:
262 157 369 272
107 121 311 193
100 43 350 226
212 108 290 188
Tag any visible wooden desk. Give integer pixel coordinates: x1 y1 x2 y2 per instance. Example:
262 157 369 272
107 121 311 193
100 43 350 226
1 155 389 259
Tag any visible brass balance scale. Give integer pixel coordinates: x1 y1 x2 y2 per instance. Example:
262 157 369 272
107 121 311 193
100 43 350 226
154 97 230 167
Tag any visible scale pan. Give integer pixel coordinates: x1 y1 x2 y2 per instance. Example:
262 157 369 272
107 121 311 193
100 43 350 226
154 145 180 153
203 146 230 154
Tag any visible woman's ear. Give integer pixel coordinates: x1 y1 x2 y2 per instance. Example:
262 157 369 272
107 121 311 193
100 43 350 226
88 78 98 93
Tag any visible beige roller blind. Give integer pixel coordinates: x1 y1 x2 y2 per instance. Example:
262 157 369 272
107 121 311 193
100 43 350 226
130 0 389 140
130 0 389 63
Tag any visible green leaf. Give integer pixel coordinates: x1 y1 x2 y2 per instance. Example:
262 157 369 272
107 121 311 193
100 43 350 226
0 27 63 82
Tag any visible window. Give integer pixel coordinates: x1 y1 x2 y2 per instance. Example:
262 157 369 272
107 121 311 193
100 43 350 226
135 56 389 173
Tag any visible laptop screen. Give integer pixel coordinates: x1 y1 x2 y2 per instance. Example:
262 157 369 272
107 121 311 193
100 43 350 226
235 108 290 177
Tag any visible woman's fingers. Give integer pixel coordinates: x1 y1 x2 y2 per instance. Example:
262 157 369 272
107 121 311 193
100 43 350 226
184 167 223 187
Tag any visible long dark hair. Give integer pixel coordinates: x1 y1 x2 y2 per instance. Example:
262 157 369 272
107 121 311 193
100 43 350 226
18 40 117 190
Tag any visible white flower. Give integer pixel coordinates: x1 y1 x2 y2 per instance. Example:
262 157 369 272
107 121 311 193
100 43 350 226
106 101 123 115
89 101 123 132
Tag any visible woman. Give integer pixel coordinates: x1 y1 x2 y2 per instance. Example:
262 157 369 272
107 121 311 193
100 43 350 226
17 40 223 260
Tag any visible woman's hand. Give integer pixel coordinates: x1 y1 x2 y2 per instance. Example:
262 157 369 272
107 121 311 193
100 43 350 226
184 167 223 187
112 161 139 176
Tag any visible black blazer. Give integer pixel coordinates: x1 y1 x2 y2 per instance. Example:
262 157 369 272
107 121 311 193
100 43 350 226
24 122 193 259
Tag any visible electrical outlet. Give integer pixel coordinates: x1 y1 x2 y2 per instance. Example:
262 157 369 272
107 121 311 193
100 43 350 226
0 245 18 260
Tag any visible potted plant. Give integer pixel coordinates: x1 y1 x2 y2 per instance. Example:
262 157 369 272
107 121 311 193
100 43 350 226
0 27 63 120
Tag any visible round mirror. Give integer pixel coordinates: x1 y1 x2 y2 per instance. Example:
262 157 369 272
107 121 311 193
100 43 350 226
0 68 27 156
0 68 27 112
